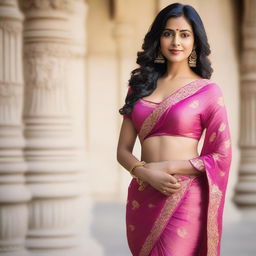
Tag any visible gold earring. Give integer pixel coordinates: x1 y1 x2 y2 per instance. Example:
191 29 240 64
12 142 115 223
188 48 197 67
154 50 165 63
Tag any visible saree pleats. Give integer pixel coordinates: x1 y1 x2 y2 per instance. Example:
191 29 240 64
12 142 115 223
126 175 198 256
149 175 208 256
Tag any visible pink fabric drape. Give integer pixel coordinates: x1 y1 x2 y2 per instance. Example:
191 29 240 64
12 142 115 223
144 174 208 256
124 79 232 256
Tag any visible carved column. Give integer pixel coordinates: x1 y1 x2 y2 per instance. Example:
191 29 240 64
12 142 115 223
113 0 137 200
0 0 31 255
234 0 256 212
20 0 102 255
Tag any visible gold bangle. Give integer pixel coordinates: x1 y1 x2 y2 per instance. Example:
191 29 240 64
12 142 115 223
129 161 146 178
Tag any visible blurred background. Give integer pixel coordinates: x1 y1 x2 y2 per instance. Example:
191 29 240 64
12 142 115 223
0 0 255 255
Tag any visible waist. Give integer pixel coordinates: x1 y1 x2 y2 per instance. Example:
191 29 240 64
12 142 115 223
141 135 199 162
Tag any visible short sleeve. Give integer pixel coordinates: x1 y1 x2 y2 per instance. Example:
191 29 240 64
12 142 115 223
123 113 132 120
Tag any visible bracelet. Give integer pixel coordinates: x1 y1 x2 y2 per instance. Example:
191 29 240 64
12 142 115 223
129 161 146 177
129 161 146 185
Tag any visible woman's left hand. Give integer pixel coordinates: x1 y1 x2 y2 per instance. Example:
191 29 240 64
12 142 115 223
140 161 182 195
144 160 182 182
143 160 179 175
167 159 203 176
166 160 179 175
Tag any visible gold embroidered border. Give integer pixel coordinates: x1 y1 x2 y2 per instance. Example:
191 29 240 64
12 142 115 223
189 157 205 171
207 181 223 256
138 177 195 256
138 79 210 141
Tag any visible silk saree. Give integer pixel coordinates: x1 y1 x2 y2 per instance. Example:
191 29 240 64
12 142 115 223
124 79 232 256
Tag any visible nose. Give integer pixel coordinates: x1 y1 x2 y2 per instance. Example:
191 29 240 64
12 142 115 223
172 34 180 46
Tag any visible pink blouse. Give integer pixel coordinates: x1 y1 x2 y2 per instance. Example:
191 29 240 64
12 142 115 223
123 83 221 142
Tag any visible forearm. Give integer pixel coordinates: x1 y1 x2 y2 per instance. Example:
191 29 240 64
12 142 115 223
117 149 150 183
169 159 202 176
117 148 141 173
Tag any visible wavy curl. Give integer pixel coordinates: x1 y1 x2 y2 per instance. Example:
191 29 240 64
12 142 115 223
119 2 213 117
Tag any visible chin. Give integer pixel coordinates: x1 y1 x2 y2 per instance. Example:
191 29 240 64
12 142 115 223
166 58 188 64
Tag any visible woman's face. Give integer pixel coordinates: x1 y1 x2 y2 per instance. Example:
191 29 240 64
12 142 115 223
159 16 195 65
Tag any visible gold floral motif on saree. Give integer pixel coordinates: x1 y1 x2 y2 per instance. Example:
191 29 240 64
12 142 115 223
131 200 140 210
190 158 205 171
219 171 225 177
148 203 156 209
138 79 210 141
137 181 148 191
189 100 200 108
218 122 226 132
128 224 136 232
212 153 220 161
207 182 222 256
177 227 188 238
209 132 217 142
138 177 195 256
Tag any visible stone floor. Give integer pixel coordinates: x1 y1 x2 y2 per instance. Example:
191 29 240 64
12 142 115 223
91 201 256 256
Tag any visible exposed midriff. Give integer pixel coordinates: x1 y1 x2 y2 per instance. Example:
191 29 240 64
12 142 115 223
141 135 199 163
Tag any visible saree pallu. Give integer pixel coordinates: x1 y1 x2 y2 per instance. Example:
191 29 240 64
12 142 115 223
125 79 232 256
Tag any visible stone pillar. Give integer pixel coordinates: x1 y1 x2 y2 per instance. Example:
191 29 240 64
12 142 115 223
0 0 31 255
66 0 103 254
20 0 102 255
113 0 137 200
234 0 256 213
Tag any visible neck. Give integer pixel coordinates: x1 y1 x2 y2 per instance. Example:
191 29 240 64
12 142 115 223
163 60 194 80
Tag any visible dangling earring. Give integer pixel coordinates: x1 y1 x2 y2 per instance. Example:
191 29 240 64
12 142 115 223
154 49 165 63
188 48 197 67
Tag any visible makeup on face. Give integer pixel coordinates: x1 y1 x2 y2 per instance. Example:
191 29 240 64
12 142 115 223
169 49 182 54
160 17 194 58
163 28 192 34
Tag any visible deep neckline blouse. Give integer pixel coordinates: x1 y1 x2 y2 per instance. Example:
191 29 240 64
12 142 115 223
140 78 205 105
123 79 218 142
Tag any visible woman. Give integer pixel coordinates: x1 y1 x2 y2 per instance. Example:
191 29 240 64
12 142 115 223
117 3 232 256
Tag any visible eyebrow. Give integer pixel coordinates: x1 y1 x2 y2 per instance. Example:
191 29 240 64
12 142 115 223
163 28 192 33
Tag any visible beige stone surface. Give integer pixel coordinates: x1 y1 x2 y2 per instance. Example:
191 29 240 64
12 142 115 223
0 0 253 255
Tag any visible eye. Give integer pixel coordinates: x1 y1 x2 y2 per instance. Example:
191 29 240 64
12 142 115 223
181 33 190 38
162 31 173 37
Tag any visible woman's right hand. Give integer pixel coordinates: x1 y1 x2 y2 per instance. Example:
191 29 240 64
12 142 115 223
133 162 183 196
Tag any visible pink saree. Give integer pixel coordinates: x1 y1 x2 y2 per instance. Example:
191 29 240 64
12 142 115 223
124 79 232 256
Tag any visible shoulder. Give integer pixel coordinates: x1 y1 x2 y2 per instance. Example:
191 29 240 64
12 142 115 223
203 81 227 113
203 80 223 97
199 80 226 110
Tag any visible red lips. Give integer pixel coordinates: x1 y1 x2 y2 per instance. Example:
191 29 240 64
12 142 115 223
169 49 182 54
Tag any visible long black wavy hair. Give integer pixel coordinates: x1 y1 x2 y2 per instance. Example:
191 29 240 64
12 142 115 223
119 2 213 117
